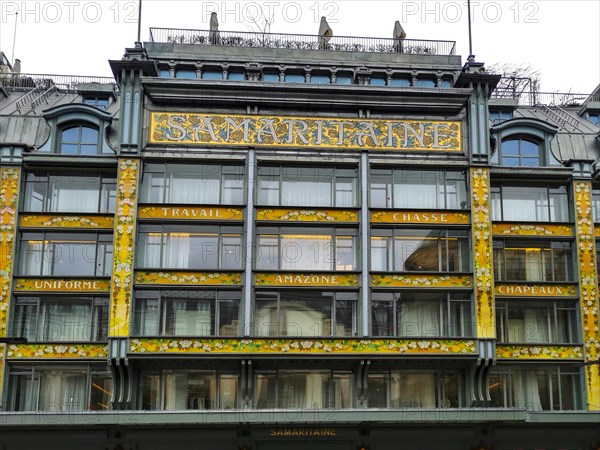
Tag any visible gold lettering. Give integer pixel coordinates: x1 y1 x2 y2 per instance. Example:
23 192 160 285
440 214 448 222
161 208 169 217
270 430 277 437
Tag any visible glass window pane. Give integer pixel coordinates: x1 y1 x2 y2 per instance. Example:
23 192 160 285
521 140 540 157
335 75 352 85
263 73 280 82
502 139 519 155
284 74 305 83
311 75 330 84
202 71 223 80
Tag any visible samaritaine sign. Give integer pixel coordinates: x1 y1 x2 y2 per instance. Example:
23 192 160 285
150 112 462 151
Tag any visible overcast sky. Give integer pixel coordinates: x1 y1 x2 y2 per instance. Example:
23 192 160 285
1 0 598 93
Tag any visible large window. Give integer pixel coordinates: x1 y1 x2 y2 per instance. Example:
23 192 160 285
59 125 100 155
491 184 570 222
495 301 578 344
140 162 245 204
489 366 582 411
254 370 352 409
18 232 113 277
10 296 108 342
23 170 116 213
493 240 574 282
371 228 470 272
134 289 240 337
370 168 467 209
367 370 464 408
140 370 238 410
6 365 111 412
256 226 357 271
254 290 357 337
137 224 242 270
371 291 473 337
257 166 358 207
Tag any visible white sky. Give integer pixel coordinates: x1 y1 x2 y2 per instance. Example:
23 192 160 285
1 0 599 93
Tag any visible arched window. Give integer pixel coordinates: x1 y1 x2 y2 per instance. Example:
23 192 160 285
59 125 99 155
501 138 542 167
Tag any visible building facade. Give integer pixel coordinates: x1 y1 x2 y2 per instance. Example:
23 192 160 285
0 27 599 450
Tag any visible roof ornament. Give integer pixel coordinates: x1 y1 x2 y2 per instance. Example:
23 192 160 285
318 16 333 49
393 21 406 53
209 12 220 45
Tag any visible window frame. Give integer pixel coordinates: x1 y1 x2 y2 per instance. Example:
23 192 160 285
140 162 245 205
499 137 543 167
369 168 468 210
370 290 473 338
256 165 359 208
489 365 583 411
22 169 116 213
10 295 108 342
366 369 465 408
133 289 240 337
253 369 354 409
495 299 579 344
18 231 113 277
58 123 101 155
255 225 358 272
6 364 111 412
137 223 243 271
491 183 571 222
493 238 574 282
370 227 470 273
254 289 358 337
138 370 238 410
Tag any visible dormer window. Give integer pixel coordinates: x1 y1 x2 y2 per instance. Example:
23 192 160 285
83 97 110 110
489 110 513 124
500 138 542 167
490 118 560 167
59 125 99 155
587 113 599 126
39 104 114 155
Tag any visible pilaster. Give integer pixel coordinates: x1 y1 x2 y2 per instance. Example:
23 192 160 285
470 167 495 339
0 163 22 401
573 180 600 410
109 159 140 337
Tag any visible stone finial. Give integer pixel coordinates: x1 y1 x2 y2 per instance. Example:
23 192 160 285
393 21 406 39
209 12 220 44
318 16 333 49
393 21 406 53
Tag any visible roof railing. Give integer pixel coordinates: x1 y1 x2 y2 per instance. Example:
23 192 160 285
149 27 457 56
0 73 117 92
492 87 592 107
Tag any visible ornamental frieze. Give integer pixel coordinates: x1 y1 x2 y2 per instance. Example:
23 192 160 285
371 274 472 288
139 206 243 221
135 271 242 286
255 273 358 287
13 278 110 293
129 338 476 355
492 223 573 237
494 283 578 297
19 214 115 229
256 208 358 223
5 344 108 359
150 112 462 152
371 210 469 225
496 345 583 360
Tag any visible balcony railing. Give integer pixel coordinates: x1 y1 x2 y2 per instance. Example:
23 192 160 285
149 27 457 56
0 73 117 93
